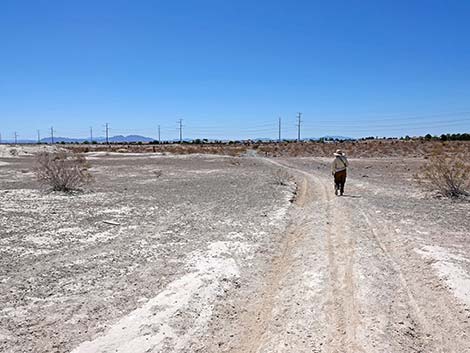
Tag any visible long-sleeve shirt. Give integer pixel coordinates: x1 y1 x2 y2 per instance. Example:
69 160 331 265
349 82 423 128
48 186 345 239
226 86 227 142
331 156 349 174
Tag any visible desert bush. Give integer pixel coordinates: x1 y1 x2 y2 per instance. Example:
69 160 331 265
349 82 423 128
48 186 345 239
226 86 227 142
228 157 241 166
415 154 470 198
35 151 93 192
58 139 470 158
273 168 292 186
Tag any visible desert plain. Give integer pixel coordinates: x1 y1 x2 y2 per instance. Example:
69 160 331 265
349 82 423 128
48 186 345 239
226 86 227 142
1 143 469 353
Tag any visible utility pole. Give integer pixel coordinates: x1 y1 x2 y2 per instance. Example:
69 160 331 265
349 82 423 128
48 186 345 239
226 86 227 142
105 123 109 145
296 112 302 142
50 127 54 144
90 127 93 143
37 130 41 144
158 125 161 144
178 119 183 143
278 117 282 143
0 132 2 144
14 132 18 145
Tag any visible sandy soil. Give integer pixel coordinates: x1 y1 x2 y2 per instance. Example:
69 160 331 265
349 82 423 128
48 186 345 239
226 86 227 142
1 151 470 353
0 144 61 158
0 153 293 353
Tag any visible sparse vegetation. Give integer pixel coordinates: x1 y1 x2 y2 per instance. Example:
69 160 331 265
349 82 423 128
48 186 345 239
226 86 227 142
415 154 470 198
273 168 292 186
34 151 93 192
65 140 470 159
228 157 241 166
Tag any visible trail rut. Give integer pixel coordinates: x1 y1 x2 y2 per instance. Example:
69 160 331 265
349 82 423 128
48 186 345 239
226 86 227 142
234 158 470 353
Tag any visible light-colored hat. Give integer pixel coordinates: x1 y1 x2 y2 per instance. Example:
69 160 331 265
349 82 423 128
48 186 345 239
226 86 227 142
333 149 344 156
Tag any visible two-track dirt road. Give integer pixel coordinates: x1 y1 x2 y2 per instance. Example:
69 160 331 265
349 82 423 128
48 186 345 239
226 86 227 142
232 158 470 353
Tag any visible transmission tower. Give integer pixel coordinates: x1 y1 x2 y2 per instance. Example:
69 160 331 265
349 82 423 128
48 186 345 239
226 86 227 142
178 119 183 143
105 123 109 144
296 112 302 142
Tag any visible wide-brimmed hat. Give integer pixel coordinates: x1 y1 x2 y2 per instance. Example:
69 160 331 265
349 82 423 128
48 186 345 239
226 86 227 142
333 149 344 156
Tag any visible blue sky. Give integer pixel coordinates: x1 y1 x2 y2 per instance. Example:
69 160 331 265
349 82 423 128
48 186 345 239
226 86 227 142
1 0 470 140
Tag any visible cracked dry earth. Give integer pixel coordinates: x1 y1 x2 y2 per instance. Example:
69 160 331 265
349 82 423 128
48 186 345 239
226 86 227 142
1 152 470 353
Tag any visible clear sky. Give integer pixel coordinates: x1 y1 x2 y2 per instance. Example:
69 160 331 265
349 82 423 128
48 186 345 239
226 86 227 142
1 0 470 141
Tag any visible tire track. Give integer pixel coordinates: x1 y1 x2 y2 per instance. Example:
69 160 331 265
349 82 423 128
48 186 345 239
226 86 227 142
255 159 364 353
319 173 429 353
231 172 312 353
359 208 470 352
260 159 427 352
318 178 364 353
239 158 470 353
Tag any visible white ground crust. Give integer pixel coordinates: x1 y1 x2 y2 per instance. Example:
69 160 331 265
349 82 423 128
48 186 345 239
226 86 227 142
85 152 233 159
416 245 470 307
0 145 61 158
71 241 249 353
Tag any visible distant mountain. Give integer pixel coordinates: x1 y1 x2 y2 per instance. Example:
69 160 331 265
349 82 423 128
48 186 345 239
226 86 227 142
39 135 155 143
107 135 154 143
252 137 275 142
40 137 88 143
318 135 355 141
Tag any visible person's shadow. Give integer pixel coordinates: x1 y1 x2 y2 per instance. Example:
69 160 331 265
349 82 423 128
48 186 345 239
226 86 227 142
340 195 361 198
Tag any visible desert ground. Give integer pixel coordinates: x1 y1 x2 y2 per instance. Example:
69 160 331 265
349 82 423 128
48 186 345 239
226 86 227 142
1 144 470 353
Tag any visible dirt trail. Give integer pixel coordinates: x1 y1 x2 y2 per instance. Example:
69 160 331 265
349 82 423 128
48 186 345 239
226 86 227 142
233 159 470 353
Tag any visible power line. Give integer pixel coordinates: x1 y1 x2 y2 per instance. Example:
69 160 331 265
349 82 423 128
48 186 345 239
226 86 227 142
325 111 470 123
186 123 278 134
302 119 470 133
4 110 469 144
301 117 470 129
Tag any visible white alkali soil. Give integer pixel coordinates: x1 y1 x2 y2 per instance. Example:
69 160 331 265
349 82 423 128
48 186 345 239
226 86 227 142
1 153 469 352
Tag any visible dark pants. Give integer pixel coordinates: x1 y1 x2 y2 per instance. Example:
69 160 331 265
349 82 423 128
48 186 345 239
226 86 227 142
334 170 347 195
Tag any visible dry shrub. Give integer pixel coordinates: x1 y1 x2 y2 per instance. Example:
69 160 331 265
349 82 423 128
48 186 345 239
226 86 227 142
273 168 292 186
35 151 93 192
415 154 470 198
228 157 241 166
61 140 470 158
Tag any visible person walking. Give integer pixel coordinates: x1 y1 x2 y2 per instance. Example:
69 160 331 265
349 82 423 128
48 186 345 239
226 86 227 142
331 149 349 196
